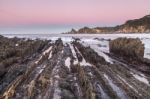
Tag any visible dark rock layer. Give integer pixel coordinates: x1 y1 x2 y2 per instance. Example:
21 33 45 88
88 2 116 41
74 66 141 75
109 38 144 60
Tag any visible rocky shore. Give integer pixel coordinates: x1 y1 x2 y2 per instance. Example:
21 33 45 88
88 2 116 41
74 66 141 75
0 35 150 99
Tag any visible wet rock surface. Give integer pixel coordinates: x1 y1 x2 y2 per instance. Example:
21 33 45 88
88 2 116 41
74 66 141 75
0 36 150 99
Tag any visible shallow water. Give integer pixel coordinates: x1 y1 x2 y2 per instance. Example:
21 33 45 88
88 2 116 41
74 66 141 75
1 33 150 59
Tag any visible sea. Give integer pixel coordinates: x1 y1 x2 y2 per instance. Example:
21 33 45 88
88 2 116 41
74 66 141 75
1 33 150 59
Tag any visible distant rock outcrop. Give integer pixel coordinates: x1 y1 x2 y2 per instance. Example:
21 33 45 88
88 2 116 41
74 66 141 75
67 15 150 34
70 28 77 34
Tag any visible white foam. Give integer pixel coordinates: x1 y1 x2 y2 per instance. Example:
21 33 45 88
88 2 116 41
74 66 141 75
75 46 92 66
69 43 79 65
15 44 19 47
65 57 71 71
132 73 149 85
43 46 52 55
85 44 113 64
97 84 109 99
104 74 126 99
48 51 53 59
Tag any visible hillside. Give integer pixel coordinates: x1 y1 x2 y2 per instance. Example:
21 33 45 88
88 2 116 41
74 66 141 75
67 15 150 34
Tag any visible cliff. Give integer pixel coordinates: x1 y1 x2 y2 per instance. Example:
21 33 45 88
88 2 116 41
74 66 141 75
67 15 150 34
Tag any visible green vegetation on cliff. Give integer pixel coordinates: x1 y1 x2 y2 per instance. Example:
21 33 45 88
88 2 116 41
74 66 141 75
67 15 150 34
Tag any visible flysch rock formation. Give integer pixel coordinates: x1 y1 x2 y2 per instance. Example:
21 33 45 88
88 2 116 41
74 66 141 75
0 36 150 99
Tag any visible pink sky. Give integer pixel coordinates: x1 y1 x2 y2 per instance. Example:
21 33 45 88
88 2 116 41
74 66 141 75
0 0 150 27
